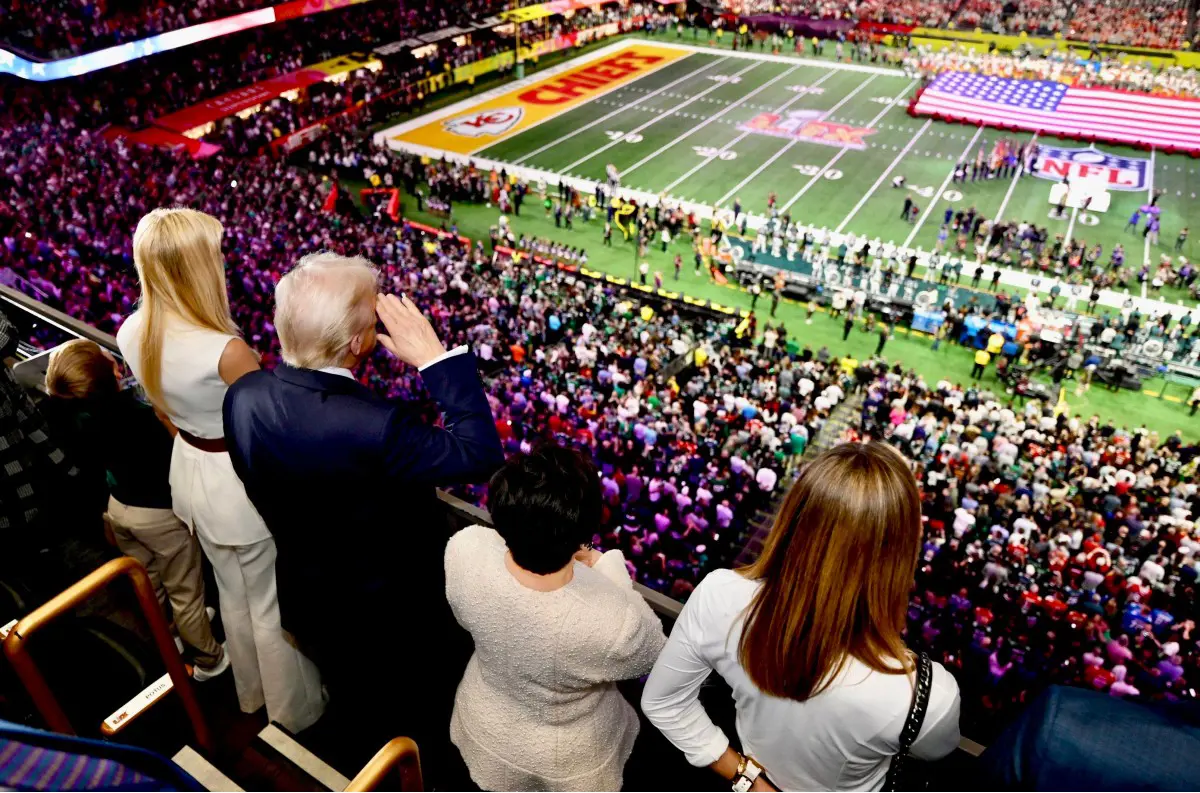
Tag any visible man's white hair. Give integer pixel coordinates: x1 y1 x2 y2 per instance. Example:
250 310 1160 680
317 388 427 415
275 251 378 370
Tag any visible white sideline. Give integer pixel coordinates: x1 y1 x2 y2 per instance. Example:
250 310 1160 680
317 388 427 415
563 58 767 174
512 54 732 165
1143 146 1157 274
380 47 1197 318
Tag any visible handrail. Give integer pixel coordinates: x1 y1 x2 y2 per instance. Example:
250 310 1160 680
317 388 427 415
2 557 213 752
0 284 120 353
344 737 423 792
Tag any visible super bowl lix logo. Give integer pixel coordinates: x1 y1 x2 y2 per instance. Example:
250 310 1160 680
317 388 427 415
443 107 525 138
737 110 876 150
1032 146 1149 192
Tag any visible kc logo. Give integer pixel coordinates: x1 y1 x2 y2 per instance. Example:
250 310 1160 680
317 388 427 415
443 107 525 137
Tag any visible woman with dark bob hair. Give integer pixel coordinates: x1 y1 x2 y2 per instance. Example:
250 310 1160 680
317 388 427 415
445 444 667 791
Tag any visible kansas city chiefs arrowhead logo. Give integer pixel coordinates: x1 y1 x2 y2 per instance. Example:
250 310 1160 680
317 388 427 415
444 107 525 137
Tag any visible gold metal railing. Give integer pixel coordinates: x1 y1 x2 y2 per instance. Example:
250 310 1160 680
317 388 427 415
345 737 424 791
2 556 213 752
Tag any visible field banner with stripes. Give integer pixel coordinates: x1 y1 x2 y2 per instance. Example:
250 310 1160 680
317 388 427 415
912 72 1200 156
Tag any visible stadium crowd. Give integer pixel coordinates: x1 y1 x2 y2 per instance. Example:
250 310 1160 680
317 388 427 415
0 0 521 58
905 45 1200 98
4 0 1200 785
848 355 1200 734
0 110 821 599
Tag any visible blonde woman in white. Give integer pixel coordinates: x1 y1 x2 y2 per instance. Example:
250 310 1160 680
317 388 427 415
117 208 324 732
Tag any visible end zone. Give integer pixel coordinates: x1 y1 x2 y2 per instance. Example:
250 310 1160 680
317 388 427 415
374 41 689 155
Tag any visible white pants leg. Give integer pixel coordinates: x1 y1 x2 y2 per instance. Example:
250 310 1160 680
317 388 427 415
171 437 324 733
197 534 325 733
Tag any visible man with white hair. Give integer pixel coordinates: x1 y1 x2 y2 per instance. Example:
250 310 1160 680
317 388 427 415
223 252 502 779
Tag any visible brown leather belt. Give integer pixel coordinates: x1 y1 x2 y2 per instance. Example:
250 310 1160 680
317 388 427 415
179 428 227 453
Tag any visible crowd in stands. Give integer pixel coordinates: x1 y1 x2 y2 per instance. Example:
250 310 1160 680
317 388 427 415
0 105 820 600
203 67 389 156
721 0 1194 48
1066 0 1191 50
846 355 1200 735
0 0 522 58
0 0 276 58
852 0 961 28
6 0 1200 781
905 45 1200 98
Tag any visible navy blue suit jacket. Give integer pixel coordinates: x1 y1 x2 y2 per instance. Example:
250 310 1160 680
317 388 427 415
222 352 503 649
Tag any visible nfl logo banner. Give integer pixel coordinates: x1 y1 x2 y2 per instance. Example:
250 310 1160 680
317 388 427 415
1032 146 1150 192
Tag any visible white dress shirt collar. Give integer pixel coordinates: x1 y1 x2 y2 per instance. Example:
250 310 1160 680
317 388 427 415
314 345 468 379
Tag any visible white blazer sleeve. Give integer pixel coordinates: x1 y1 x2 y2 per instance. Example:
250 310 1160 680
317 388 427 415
640 587 730 768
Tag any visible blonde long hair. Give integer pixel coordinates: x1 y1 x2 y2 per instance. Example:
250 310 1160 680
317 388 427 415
738 442 922 701
132 208 237 409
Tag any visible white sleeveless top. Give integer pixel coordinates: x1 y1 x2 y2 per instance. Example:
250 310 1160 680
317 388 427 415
116 310 235 439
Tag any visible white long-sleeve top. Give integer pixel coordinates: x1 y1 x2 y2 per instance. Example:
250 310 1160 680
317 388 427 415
445 525 667 791
642 569 962 791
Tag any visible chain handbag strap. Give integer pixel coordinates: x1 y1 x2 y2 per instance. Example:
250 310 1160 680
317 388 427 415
882 652 933 792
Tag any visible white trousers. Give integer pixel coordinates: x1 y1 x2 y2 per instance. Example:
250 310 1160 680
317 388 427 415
195 533 325 733
171 437 325 733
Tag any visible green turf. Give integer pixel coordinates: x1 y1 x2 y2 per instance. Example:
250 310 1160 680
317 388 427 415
370 38 1200 440
378 183 1200 442
469 39 1200 306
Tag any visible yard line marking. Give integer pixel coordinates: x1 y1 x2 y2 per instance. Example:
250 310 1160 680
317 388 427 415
1143 145 1156 277
703 69 847 206
559 59 765 173
993 132 1038 224
659 69 851 193
902 125 984 247
512 55 733 165
1064 206 1079 247
779 79 915 213
618 62 804 179
835 118 932 232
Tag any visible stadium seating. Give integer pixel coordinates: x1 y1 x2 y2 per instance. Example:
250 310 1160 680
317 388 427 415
5 1 1200 788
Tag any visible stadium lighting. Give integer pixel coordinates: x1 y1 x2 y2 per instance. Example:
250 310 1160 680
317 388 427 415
0 0 374 82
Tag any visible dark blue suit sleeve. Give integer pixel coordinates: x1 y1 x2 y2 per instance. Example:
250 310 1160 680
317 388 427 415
380 351 503 484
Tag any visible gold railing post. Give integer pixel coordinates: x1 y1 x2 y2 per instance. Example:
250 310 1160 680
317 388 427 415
2 556 213 752
344 737 423 792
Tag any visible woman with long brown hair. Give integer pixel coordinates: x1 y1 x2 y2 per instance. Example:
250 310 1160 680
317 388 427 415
642 442 961 790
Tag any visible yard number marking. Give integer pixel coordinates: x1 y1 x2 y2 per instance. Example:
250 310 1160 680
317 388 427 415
694 145 737 160
792 164 842 179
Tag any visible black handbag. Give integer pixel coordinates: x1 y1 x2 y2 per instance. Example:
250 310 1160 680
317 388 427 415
882 652 933 792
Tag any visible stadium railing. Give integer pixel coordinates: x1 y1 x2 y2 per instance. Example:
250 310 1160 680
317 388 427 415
0 283 983 789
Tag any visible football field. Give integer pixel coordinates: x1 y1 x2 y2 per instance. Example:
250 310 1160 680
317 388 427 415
379 39 1200 292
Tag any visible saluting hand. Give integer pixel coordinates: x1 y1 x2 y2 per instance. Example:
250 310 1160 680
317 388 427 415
375 293 447 369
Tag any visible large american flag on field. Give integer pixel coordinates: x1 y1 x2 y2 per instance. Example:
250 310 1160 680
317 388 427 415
912 72 1200 152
